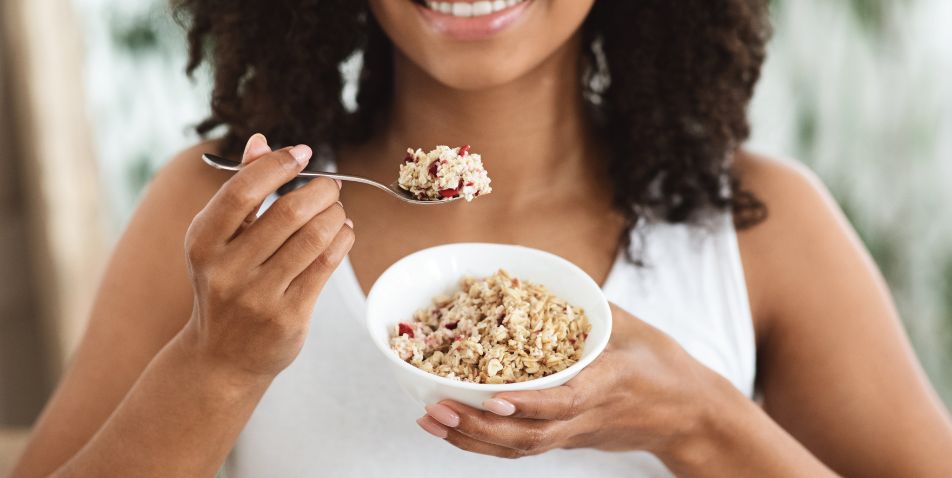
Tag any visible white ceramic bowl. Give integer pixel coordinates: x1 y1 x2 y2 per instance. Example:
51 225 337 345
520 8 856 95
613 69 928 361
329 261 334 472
366 243 612 410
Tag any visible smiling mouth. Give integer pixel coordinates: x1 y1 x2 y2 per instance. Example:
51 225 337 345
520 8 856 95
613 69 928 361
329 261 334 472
414 0 530 18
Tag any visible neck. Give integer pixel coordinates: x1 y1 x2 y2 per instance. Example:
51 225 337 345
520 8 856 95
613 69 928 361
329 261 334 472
366 34 604 205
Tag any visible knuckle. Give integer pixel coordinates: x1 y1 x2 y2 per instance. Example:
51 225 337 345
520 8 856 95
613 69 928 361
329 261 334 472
517 427 547 452
314 177 341 198
188 247 222 276
267 315 305 341
200 270 232 303
314 253 333 270
302 222 335 252
560 392 583 420
184 230 208 262
329 201 347 222
274 150 301 173
297 179 340 210
272 198 310 224
336 221 355 244
231 290 262 316
222 180 257 208
313 249 338 271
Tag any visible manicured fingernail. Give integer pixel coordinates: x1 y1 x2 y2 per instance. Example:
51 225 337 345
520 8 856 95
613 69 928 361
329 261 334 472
344 218 354 228
417 417 448 439
335 179 342 189
242 133 265 162
425 404 460 427
483 398 516 416
288 144 311 166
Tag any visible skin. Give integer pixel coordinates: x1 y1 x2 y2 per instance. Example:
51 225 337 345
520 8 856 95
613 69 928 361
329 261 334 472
12 0 952 476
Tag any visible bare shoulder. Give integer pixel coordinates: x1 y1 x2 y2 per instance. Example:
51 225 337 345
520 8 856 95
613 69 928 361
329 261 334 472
732 150 873 339
733 149 840 230
145 138 232 209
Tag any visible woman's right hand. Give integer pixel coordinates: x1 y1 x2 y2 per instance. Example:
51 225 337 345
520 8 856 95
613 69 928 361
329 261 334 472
180 134 354 381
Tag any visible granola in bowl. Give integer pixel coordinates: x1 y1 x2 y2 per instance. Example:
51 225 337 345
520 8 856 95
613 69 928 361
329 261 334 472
398 145 492 202
389 269 591 384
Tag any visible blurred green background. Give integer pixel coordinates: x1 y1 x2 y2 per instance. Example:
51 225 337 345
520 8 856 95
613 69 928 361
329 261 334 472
70 0 951 405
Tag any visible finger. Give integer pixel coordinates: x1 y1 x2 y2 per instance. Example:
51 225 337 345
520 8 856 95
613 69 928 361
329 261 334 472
491 383 587 421
194 145 312 243
284 216 355 300
233 175 341 263
241 133 271 164
237 134 274 233
431 401 563 453
416 416 529 459
260 202 346 283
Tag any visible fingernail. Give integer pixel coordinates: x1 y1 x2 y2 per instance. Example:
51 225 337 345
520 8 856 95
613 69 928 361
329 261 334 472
242 133 264 162
425 404 460 428
417 417 448 439
344 218 354 229
335 179 342 189
288 144 311 166
483 398 516 416
242 136 254 160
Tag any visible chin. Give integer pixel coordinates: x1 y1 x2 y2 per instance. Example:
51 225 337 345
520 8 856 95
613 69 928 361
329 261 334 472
370 0 595 92
413 47 536 91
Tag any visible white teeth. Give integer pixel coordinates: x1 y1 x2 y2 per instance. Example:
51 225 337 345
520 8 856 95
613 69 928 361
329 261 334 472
472 1 492 16
426 0 526 18
451 2 472 16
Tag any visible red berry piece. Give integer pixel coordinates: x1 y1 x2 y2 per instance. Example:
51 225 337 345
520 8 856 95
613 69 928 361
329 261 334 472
398 323 415 338
459 145 471 156
445 321 458 330
428 161 439 178
439 188 459 198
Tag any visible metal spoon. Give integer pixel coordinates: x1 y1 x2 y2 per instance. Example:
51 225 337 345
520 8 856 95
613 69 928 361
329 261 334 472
202 153 463 205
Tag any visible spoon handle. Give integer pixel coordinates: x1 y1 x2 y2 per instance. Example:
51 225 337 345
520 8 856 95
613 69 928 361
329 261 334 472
201 152 460 205
201 153 402 196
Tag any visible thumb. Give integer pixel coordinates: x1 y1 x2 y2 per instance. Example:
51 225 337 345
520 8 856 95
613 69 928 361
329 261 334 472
241 133 271 164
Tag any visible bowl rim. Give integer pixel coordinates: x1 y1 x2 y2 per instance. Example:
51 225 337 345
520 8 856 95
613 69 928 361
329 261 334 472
365 242 613 392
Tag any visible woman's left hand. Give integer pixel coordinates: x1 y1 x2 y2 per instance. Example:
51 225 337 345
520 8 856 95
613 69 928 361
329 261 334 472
416 303 748 464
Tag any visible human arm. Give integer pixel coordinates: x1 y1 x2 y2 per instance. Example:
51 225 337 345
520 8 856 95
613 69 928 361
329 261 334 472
736 154 952 476
417 154 952 476
12 135 355 477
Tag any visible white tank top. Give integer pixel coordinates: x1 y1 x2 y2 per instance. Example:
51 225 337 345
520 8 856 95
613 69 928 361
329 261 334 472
226 207 755 477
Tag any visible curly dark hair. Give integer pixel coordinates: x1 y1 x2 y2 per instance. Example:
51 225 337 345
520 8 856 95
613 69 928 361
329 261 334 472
174 0 769 253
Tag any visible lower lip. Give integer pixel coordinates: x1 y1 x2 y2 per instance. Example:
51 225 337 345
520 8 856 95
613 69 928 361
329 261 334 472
415 1 533 41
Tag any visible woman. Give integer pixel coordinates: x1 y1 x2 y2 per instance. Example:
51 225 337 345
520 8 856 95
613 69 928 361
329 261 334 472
12 0 952 476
